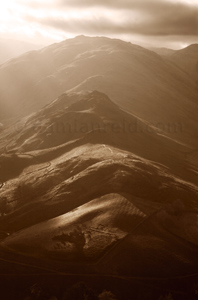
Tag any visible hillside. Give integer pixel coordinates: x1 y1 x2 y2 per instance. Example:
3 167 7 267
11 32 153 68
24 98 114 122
0 92 197 275
0 36 197 148
0 91 197 183
169 44 198 84
149 47 176 57
0 37 197 299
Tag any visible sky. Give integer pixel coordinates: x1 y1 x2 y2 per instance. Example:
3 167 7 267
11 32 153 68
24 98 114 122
0 0 198 49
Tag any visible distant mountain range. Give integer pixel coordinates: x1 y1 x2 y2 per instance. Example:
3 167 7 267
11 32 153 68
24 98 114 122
0 36 197 148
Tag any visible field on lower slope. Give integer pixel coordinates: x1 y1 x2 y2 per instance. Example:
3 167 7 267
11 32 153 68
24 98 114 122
2 193 144 260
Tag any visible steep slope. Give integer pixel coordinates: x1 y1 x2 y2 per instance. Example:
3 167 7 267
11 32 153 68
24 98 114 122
0 91 197 184
0 36 197 148
0 91 197 229
169 44 198 84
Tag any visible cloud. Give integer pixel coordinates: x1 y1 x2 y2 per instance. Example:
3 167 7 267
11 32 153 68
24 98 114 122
58 0 198 13
1 0 198 47
25 2 198 37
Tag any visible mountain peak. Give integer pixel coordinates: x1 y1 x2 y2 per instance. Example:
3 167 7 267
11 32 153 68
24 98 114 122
74 35 87 39
67 90 118 113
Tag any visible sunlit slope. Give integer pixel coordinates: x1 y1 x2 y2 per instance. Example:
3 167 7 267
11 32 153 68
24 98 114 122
2 182 198 277
1 145 198 277
0 93 197 233
1 139 197 230
2 193 145 260
3 190 198 279
0 91 197 279
0 36 197 146
0 91 197 184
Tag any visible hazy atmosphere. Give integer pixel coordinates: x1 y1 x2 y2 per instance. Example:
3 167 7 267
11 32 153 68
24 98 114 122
1 0 198 48
0 1 198 300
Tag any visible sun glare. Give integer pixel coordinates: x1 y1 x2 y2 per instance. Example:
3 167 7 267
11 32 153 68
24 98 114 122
0 1 13 20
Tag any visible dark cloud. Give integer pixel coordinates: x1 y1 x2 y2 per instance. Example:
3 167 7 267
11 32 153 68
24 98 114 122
58 0 169 9
58 0 198 14
18 0 198 48
27 1 198 37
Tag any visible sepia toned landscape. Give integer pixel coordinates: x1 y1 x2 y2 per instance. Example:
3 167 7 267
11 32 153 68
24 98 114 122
0 1 198 300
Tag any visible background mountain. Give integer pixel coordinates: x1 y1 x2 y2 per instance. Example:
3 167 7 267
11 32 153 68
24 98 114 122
0 37 43 65
149 47 176 57
168 44 198 84
0 36 197 148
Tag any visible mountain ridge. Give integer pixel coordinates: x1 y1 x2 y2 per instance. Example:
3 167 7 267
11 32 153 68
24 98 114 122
168 43 198 83
0 36 198 149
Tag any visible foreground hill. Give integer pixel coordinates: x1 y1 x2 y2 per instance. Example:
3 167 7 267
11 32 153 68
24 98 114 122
0 36 198 148
0 91 197 184
0 92 197 289
0 91 197 299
